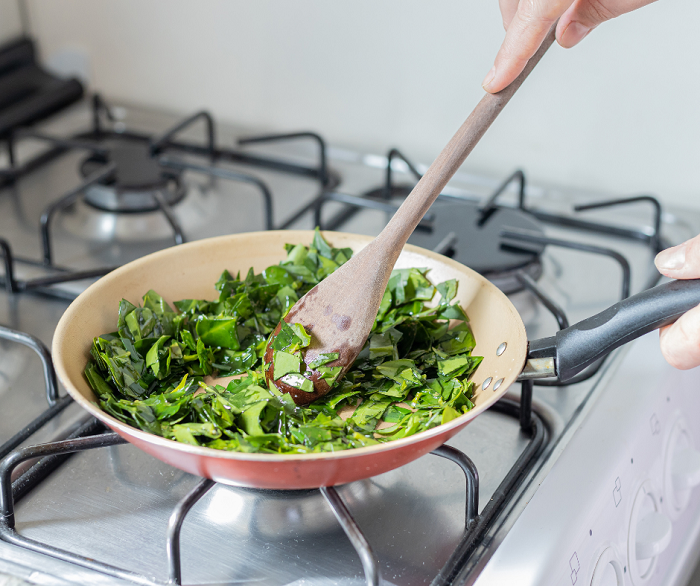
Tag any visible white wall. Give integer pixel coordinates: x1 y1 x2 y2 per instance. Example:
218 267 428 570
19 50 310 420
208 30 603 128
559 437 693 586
0 0 23 43
24 0 700 208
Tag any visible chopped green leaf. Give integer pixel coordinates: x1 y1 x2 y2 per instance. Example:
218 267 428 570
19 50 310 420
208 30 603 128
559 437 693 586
270 321 302 352
308 352 339 369
437 279 458 304
87 230 482 455
196 318 240 350
279 373 314 393
290 323 311 348
317 365 342 386
441 406 461 425
273 350 301 380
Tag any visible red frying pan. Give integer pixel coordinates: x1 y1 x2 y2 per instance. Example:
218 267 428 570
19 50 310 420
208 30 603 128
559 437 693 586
53 231 700 489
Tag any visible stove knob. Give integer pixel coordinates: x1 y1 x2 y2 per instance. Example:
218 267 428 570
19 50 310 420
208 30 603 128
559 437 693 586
672 448 700 491
663 417 700 518
628 480 672 584
635 512 672 560
590 547 623 586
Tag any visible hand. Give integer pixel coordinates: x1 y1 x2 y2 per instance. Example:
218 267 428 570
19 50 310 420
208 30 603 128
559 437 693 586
655 234 700 370
483 0 657 94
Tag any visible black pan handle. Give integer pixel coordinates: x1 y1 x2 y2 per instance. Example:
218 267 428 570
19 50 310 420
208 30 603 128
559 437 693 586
528 279 700 382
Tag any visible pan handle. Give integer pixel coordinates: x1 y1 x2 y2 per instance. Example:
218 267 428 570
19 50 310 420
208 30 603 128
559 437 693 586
528 279 700 382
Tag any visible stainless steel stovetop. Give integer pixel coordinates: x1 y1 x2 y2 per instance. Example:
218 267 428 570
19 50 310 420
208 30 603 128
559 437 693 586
0 98 697 586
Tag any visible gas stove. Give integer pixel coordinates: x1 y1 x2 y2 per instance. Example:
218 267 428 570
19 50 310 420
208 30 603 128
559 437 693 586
0 96 699 586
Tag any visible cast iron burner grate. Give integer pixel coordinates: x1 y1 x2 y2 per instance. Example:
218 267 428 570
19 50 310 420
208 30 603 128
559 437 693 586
362 182 546 291
0 94 340 296
407 201 545 294
0 324 548 586
79 137 185 213
313 149 665 298
0 139 671 584
317 164 548 294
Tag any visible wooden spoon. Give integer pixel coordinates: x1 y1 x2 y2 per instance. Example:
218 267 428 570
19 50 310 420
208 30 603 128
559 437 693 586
266 27 558 405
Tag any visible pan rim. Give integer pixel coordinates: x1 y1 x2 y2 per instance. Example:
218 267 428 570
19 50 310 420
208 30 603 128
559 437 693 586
53 229 527 463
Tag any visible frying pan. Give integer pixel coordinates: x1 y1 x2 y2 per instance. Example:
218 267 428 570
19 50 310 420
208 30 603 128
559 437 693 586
53 230 700 489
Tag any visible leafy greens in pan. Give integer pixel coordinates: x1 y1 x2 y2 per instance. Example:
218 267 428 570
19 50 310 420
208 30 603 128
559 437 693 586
85 230 483 454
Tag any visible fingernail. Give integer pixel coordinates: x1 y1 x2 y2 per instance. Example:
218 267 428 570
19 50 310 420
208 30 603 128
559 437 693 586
655 245 686 271
482 66 496 91
559 21 592 48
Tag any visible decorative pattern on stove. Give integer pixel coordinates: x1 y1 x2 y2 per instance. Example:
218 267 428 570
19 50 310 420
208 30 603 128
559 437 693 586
569 551 580 584
614 477 622 507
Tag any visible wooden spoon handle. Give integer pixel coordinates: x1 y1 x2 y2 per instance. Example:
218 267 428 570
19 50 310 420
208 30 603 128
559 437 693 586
377 24 558 258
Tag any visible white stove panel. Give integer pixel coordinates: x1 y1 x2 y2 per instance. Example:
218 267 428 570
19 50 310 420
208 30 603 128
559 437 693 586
475 331 700 586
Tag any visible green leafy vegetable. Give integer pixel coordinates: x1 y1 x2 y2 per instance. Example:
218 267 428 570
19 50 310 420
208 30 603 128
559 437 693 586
196 318 239 350
279 373 315 393
84 228 483 454
317 365 342 386
308 352 339 369
273 350 301 379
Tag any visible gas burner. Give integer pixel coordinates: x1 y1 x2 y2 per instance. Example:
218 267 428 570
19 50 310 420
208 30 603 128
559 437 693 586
10 100 321 269
59 181 213 243
79 137 185 213
406 200 545 294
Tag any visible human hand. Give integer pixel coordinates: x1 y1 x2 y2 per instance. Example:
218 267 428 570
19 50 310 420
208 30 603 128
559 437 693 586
654 234 700 370
483 0 657 94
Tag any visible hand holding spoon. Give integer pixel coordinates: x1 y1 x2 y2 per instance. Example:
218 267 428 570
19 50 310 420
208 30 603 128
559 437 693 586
265 26 557 405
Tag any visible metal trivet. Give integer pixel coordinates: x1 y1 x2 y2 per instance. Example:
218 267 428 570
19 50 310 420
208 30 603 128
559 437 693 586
0 95 342 299
0 323 551 586
310 151 665 295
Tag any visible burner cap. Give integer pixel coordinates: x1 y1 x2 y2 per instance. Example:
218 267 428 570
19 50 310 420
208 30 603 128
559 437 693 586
79 137 184 213
403 200 546 294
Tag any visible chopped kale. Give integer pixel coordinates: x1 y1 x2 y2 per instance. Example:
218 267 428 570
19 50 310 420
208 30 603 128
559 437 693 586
85 228 482 453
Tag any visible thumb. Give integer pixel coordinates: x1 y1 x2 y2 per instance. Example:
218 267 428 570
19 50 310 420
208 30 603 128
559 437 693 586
556 0 658 48
658 303 700 370
483 0 573 94
655 234 700 280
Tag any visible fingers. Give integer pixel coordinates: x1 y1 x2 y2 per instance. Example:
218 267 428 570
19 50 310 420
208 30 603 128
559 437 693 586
484 0 659 93
656 233 700 370
483 0 574 93
659 303 700 370
654 233 700 280
557 0 658 48
499 0 521 29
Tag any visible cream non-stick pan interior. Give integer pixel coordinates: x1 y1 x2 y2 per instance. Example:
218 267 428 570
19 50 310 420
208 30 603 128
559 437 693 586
53 231 528 488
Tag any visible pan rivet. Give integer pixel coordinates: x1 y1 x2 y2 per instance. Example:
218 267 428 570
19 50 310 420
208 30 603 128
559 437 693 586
493 378 504 391
497 343 507 356
482 377 493 390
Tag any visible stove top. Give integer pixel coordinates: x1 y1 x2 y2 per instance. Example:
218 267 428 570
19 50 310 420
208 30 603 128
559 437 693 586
0 96 697 586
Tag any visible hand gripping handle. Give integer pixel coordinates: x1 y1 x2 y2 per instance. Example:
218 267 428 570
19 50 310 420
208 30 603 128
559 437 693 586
528 279 700 382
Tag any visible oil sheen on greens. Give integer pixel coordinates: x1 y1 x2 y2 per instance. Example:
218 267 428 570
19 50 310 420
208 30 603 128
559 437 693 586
85 230 483 454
